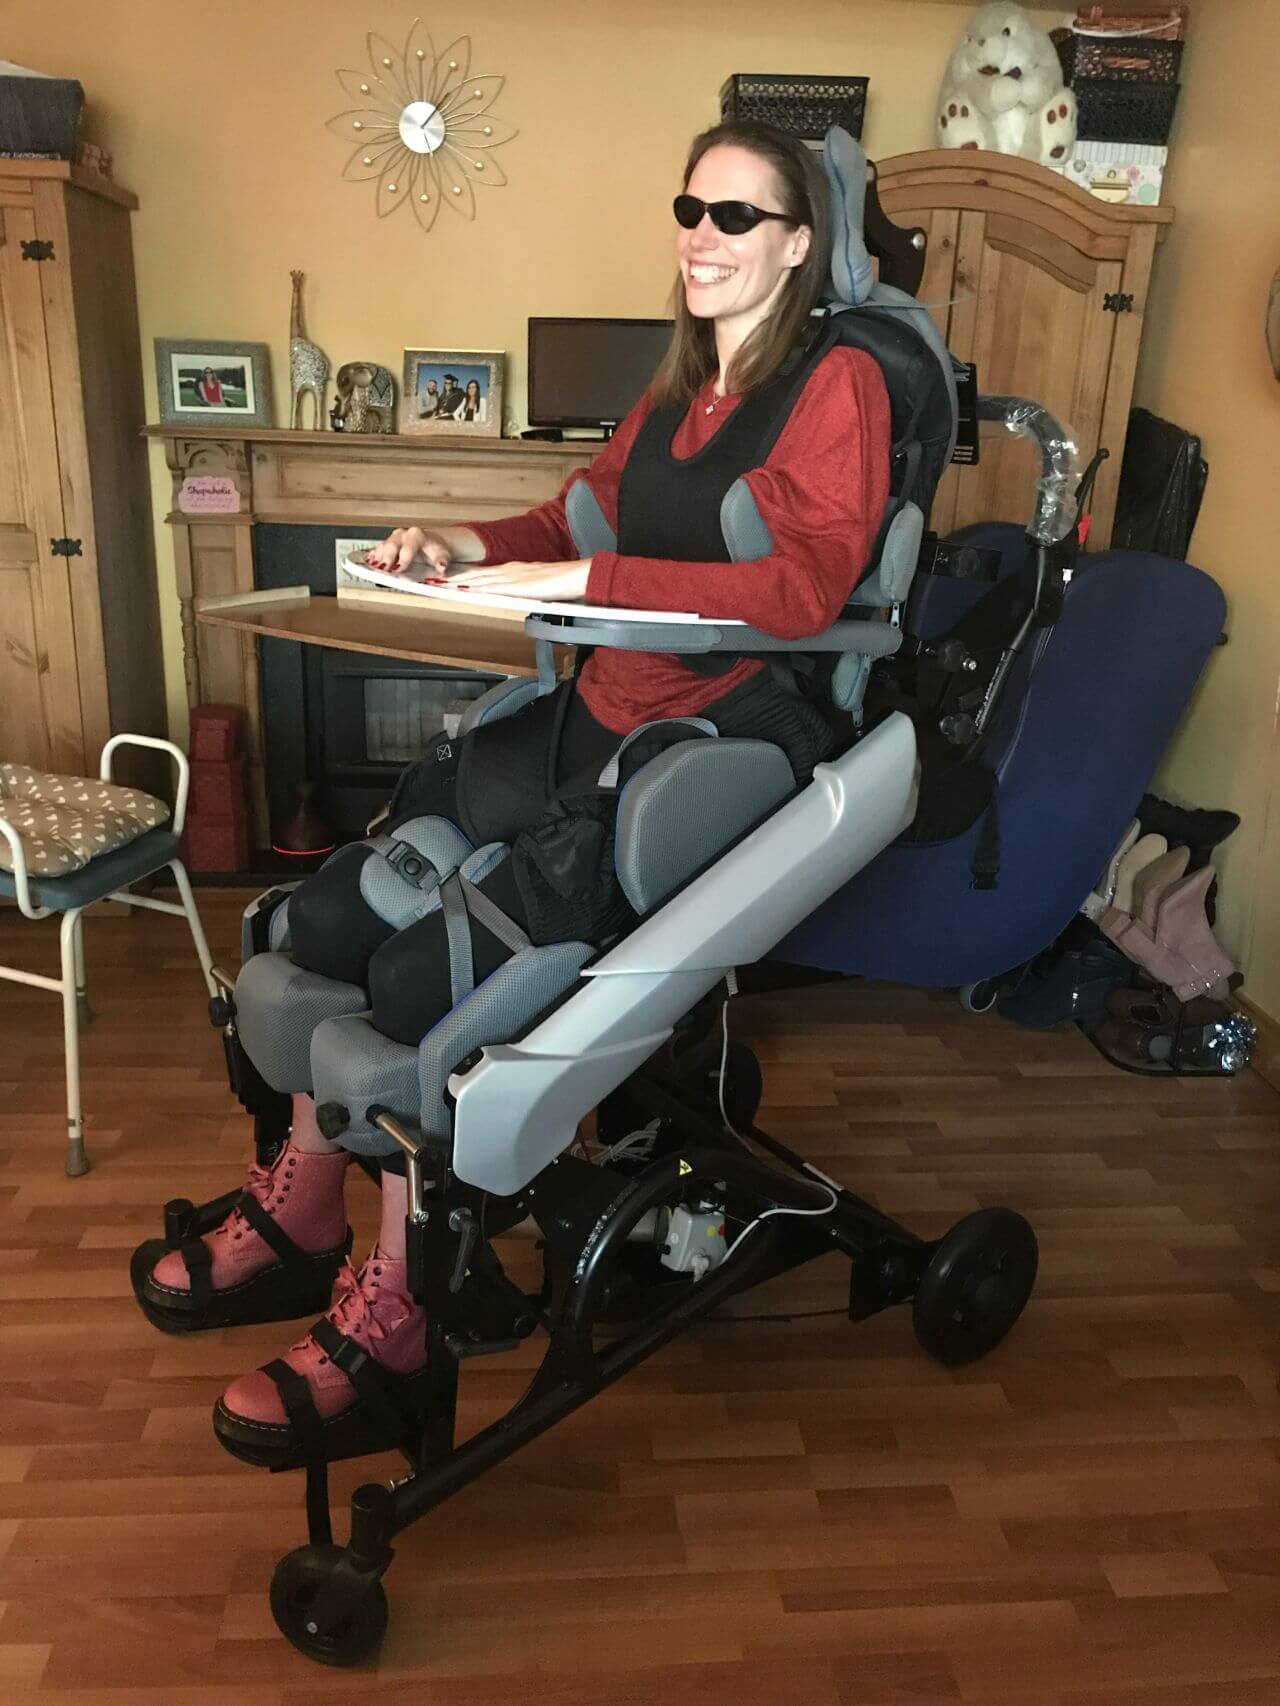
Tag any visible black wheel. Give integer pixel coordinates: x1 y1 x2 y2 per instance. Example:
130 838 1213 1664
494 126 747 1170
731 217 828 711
269 1544 388 1666
913 1208 1038 1367
595 1026 761 1155
674 1034 763 1132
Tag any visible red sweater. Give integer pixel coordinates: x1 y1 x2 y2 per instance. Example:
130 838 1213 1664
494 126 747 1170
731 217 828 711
468 345 891 734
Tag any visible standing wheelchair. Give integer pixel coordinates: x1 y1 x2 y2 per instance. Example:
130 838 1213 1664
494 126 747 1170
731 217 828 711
143 131 1093 1663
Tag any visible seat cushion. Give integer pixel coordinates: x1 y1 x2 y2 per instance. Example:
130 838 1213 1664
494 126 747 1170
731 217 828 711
0 827 181 911
0 764 170 877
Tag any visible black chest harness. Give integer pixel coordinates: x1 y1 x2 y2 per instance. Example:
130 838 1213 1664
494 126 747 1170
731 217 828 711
613 329 836 676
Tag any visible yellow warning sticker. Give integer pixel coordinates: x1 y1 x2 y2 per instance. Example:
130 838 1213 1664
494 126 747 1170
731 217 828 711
678 1158 693 1176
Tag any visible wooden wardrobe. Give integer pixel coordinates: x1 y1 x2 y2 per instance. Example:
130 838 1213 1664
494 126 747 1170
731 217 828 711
876 150 1173 549
0 160 164 778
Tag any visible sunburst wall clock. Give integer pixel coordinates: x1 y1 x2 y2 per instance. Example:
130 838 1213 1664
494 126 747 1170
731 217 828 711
326 19 516 233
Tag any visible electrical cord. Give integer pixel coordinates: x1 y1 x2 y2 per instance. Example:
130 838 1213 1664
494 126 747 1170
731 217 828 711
716 972 840 1265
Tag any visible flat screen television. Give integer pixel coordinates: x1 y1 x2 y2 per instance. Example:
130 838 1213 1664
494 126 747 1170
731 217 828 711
527 317 673 433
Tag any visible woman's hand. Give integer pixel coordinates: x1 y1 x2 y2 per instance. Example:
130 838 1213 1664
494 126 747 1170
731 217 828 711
366 526 452 576
451 560 592 602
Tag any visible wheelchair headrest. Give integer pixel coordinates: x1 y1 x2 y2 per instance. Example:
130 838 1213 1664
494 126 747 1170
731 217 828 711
820 127 960 504
823 126 876 308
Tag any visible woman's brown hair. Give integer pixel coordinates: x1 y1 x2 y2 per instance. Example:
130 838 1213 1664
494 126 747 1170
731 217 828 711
649 119 830 408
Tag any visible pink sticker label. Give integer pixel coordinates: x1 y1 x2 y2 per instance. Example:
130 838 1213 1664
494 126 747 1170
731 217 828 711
178 474 241 514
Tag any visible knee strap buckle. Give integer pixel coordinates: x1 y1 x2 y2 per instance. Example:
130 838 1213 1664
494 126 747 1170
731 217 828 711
382 841 441 890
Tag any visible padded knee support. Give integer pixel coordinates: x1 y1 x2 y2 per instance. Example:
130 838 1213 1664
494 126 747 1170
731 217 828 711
234 818 478 1095
308 840 515 1147
358 816 475 929
234 952 369 1096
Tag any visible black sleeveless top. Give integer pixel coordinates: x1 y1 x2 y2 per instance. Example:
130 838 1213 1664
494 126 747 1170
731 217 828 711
615 323 835 563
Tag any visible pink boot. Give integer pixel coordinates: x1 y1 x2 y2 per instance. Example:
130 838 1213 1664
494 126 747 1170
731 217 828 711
130 1143 352 1335
213 1249 429 1468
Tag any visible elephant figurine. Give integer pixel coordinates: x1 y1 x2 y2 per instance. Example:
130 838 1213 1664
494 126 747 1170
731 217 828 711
332 360 397 433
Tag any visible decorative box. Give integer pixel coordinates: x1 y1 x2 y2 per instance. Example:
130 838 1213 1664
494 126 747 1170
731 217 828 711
1072 33 1183 82
190 756 247 821
1074 77 1180 145
184 810 250 874
1073 6 1187 40
1054 139 1168 206
719 73 868 142
189 703 244 763
0 69 84 159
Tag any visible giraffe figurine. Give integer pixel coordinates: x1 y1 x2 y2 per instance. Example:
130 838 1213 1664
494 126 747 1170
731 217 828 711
288 270 330 430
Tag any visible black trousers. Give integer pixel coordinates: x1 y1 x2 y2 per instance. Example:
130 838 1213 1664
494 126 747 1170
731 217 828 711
286 672 839 1049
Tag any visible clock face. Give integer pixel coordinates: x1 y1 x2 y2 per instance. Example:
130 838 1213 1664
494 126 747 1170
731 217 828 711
398 99 446 155
327 23 517 231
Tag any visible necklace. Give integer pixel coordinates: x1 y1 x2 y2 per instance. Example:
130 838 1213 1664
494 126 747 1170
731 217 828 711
704 385 727 417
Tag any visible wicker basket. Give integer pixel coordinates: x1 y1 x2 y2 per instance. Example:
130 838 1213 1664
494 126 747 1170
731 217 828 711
719 73 868 142
0 75 84 159
1074 6 1186 41
1074 77 1180 144
1072 34 1184 82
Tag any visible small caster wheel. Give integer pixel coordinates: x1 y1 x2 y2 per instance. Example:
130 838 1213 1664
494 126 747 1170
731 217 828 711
913 1208 1038 1367
959 979 999 1014
269 1543 388 1667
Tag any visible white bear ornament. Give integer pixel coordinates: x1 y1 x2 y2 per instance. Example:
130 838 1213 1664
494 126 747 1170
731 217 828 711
937 1 1077 168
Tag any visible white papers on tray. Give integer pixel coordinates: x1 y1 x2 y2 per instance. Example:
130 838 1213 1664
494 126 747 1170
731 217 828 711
342 556 739 627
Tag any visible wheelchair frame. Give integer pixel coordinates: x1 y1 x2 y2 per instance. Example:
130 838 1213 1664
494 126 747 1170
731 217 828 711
243 1024 1036 1667
197 393 1078 1663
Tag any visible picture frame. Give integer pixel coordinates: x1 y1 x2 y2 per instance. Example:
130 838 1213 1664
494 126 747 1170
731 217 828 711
154 338 274 428
400 348 504 438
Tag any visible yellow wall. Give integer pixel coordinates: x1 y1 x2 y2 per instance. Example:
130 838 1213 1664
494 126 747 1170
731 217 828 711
7 1 1273 1013
1132 0 1280 1021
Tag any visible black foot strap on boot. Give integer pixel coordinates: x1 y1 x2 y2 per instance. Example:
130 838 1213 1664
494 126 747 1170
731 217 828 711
211 1319 431 1473
131 1188 353 1338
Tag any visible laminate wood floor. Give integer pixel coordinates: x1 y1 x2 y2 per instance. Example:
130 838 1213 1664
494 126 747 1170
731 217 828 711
0 892 1278 1703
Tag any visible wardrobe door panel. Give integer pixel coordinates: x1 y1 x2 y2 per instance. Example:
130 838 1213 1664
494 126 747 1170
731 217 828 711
0 201 85 772
950 214 1122 534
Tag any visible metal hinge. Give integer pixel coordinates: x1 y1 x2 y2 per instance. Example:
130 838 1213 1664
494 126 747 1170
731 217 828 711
21 239 55 262
50 537 83 558
1103 292 1134 314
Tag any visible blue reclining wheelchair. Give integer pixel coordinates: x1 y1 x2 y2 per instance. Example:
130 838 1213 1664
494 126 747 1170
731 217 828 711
153 134 1222 1663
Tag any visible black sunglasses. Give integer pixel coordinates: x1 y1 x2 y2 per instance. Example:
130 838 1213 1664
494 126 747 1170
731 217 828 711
673 194 795 236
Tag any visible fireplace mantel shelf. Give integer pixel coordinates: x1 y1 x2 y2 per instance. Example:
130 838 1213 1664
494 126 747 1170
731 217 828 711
144 423 600 455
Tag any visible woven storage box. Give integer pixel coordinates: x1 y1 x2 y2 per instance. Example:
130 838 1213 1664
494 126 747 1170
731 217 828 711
1075 77 1180 144
1073 34 1183 81
0 75 84 159
719 74 868 142
1074 6 1186 40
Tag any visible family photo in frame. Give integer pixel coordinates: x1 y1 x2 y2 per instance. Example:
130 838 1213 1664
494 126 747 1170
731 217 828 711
400 348 504 437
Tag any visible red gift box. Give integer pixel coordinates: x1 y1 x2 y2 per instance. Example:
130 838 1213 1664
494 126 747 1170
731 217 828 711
184 807 250 872
189 703 244 763
190 755 247 820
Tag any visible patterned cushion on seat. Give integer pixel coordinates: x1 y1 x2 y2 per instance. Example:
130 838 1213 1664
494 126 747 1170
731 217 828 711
0 764 170 877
